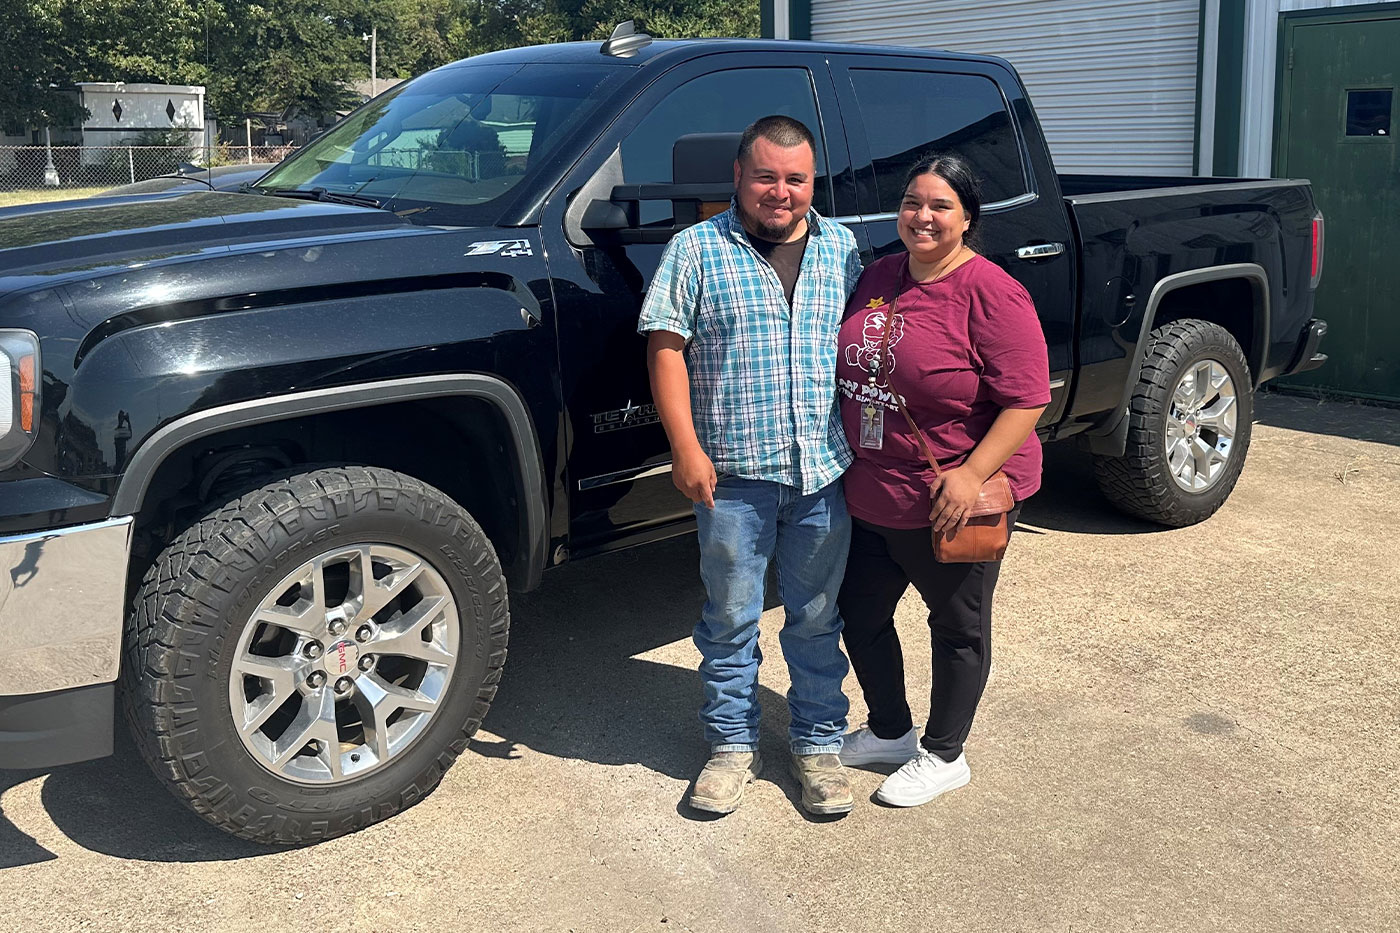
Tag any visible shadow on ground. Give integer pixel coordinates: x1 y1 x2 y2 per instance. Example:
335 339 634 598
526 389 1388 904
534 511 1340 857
0 535 800 866
7 416 1292 867
1255 389 1400 446
472 535 835 818
0 729 269 867
1016 443 1162 535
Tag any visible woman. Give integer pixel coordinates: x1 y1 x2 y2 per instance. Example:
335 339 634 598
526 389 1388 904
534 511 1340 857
834 154 1050 807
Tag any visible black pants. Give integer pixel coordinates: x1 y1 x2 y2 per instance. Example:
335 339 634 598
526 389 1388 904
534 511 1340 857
836 506 1021 762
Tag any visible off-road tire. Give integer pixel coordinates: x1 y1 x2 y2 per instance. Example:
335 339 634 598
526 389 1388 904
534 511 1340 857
121 466 509 845
1093 320 1253 526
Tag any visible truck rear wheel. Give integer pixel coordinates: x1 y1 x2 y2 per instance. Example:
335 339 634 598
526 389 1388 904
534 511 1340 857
121 466 508 845
1093 320 1253 526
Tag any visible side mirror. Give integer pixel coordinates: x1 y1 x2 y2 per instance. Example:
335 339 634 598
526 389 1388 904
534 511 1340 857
580 198 629 232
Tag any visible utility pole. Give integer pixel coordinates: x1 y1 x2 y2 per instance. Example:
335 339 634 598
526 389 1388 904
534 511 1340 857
363 27 378 97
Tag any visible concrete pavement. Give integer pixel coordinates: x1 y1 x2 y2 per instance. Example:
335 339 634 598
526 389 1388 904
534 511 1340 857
1 391 1396 932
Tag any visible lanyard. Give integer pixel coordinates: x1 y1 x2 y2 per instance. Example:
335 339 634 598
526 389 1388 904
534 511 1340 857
870 291 947 479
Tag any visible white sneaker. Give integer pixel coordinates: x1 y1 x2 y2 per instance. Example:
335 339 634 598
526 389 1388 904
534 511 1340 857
875 749 971 807
838 724 920 766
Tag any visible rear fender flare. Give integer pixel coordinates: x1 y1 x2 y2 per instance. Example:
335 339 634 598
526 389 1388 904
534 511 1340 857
1088 262 1269 451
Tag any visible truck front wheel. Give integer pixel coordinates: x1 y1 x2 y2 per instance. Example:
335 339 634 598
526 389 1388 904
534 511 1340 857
121 466 509 844
1093 320 1253 527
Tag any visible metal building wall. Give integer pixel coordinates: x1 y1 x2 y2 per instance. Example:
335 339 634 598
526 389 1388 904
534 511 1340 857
806 0 1201 174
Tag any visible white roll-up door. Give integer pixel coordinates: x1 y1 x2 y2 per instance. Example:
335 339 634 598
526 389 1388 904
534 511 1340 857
809 0 1200 175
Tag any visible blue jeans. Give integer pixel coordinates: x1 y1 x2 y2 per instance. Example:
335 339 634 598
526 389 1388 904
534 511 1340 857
692 477 851 755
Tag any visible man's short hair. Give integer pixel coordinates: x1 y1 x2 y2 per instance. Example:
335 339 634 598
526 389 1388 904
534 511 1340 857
736 115 816 164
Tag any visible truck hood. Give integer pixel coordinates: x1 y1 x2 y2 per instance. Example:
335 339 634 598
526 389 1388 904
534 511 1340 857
0 190 415 292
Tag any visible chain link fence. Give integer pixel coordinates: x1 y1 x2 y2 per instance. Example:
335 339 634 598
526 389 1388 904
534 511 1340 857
0 145 299 192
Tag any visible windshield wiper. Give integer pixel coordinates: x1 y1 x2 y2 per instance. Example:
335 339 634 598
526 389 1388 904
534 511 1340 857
259 186 384 209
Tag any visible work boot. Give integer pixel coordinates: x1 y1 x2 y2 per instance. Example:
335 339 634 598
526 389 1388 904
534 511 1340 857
688 751 762 814
789 752 854 815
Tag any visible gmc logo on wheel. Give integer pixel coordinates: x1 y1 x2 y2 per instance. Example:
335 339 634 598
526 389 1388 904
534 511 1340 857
336 642 350 674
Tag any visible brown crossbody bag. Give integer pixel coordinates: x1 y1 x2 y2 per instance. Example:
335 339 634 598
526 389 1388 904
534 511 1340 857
874 293 1015 563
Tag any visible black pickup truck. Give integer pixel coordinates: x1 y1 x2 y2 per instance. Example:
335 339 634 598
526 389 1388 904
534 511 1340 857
0 30 1327 844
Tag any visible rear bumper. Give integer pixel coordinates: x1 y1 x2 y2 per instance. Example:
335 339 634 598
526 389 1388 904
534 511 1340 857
1286 319 1329 374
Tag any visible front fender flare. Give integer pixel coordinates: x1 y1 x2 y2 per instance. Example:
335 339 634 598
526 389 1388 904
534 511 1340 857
110 374 549 590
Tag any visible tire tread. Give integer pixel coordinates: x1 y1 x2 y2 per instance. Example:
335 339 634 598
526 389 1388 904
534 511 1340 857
120 466 510 845
1093 320 1253 527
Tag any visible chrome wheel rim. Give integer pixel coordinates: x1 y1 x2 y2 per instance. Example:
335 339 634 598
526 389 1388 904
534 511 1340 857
1165 358 1238 492
229 543 459 785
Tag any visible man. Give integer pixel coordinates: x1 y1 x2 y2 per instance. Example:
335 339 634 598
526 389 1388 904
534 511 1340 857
638 115 864 815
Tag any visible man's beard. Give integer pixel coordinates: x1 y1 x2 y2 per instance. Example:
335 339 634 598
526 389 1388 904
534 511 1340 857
736 199 802 243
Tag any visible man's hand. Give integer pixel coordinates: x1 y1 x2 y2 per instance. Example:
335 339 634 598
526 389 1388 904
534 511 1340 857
647 330 716 508
929 466 984 534
673 445 717 509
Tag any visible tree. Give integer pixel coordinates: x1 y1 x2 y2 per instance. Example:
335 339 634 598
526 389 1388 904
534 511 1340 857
444 1 760 58
0 0 761 134
195 0 367 124
366 0 460 79
609 1 761 40
68 0 208 87
0 1 88 129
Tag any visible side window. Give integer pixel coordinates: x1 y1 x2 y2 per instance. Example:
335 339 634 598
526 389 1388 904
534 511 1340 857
619 67 831 225
849 70 1027 211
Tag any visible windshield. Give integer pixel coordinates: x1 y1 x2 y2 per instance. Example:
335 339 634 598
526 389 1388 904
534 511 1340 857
255 62 621 221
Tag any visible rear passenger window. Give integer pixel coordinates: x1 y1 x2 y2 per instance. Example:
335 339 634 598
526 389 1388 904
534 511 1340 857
849 70 1027 211
619 68 832 225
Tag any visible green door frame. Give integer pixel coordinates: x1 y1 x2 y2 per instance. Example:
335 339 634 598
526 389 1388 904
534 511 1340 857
1274 1 1400 177
1274 1 1400 401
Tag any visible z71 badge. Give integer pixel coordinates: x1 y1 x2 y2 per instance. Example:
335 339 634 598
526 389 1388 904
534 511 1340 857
463 238 534 258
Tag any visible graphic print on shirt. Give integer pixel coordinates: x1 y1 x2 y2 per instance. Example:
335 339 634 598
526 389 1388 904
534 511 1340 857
839 297 906 416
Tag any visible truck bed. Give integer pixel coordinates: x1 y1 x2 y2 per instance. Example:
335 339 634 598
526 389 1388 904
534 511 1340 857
1058 173 1317 402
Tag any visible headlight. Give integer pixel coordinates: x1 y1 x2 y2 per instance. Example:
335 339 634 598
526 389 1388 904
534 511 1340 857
0 330 40 470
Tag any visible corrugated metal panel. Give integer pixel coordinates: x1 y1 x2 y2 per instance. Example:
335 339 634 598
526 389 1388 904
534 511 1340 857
809 0 1200 174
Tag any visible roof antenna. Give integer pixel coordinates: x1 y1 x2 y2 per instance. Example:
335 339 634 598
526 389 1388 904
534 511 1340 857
601 20 653 58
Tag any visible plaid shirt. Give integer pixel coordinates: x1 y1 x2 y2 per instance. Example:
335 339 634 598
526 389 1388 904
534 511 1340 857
638 205 863 494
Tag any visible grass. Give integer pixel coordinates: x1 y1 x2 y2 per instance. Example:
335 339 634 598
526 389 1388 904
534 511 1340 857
0 186 107 208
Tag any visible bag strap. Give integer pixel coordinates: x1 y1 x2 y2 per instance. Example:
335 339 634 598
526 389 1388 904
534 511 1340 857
875 293 943 480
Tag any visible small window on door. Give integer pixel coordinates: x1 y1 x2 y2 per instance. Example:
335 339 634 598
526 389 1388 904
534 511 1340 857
849 70 1027 212
1346 89 1392 137
618 68 831 226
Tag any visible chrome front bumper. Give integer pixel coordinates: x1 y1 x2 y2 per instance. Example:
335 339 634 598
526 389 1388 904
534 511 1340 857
0 517 133 696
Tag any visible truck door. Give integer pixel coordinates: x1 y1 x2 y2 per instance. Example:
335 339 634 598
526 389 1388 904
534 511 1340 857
827 56 1075 427
538 52 856 555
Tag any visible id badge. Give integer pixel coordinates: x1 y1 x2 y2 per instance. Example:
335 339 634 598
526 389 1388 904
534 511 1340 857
859 404 884 450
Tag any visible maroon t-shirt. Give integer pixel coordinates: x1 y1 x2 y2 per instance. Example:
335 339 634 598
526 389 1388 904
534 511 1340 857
837 253 1052 529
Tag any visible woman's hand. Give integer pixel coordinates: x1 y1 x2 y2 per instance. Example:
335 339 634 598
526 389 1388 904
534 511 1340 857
929 466 985 534
932 405 1047 533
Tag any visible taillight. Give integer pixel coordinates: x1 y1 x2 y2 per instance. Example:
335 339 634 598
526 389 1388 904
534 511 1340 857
0 330 41 469
1309 211 1324 289
18 354 35 432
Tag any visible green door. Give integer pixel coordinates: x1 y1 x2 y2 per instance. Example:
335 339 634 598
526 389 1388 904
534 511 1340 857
1277 9 1400 401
